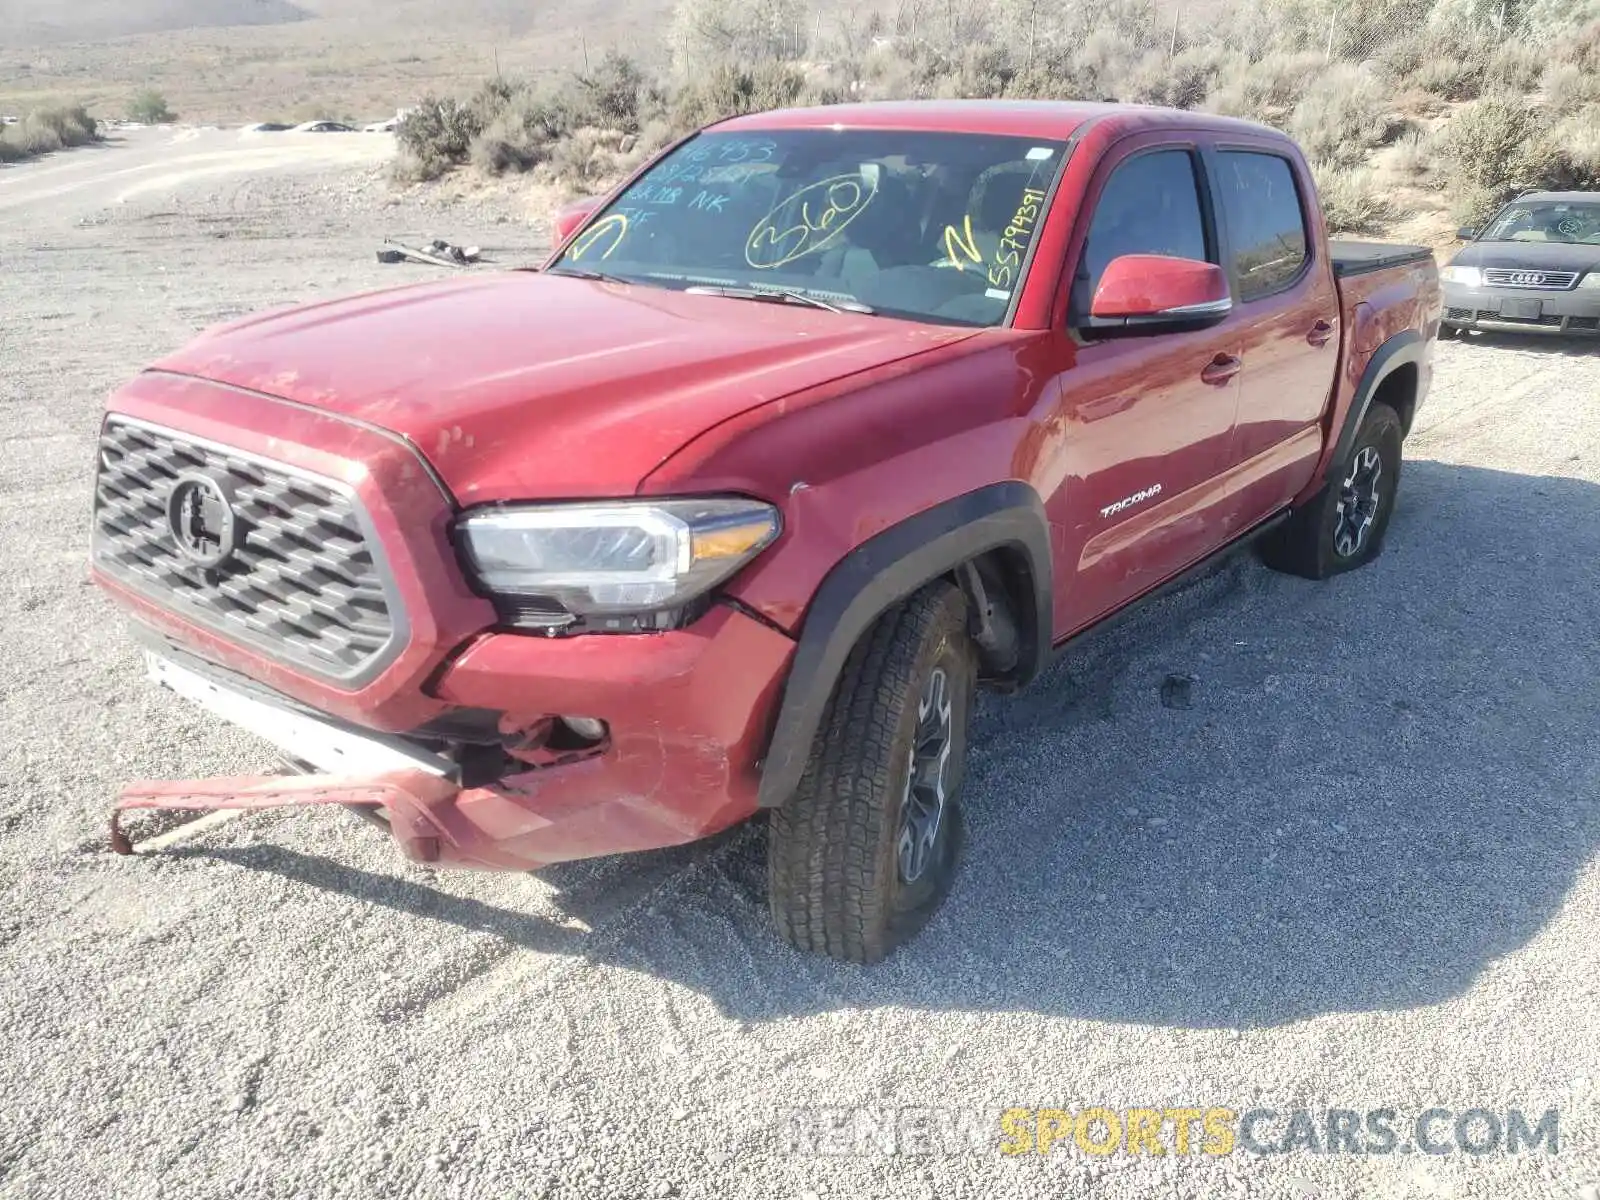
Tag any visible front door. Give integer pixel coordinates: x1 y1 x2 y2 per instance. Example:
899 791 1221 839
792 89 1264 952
1038 141 1245 638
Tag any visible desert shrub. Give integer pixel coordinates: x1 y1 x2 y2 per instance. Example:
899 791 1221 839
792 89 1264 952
1204 52 1326 125
467 83 577 174
1551 17 1600 69
1521 0 1600 41
394 95 483 180
1437 94 1534 204
959 44 1022 98
1375 30 1428 80
471 111 552 174
1544 61 1600 111
1483 40 1546 91
1122 46 1236 109
1390 127 1433 176
1378 24 1495 98
1203 0 1325 60
40 105 98 144
128 89 175 124
6 120 60 156
1314 163 1396 233
545 126 644 189
0 105 100 159
1412 56 1484 99
800 78 852 106
1433 93 1593 222
1289 64 1396 168
406 57 667 182
670 0 811 76
1535 105 1600 187
1061 28 1147 98
671 61 805 129
572 51 651 133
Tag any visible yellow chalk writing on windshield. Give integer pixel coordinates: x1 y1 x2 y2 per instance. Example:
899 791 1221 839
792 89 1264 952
987 187 1047 290
568 213 629 261
942 215 982 271
746 174 878 270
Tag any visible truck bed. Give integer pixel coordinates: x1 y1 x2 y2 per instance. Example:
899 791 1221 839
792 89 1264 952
1330 240 1436 278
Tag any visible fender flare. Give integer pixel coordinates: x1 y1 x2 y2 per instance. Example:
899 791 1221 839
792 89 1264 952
1324 329 1424 482
756 482 1053 809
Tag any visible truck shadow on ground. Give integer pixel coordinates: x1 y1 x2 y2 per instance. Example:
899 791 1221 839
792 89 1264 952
186 459 1600 1029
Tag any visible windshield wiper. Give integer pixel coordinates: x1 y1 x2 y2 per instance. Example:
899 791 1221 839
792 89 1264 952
546 266 635 285
684 284 874 315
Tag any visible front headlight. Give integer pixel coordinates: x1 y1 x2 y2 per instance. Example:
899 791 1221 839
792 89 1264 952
1440 265 1484 287
1579 272 1600 290
457 498 781 630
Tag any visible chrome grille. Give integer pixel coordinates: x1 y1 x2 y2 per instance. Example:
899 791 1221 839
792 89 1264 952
1483 268 1580 290
92 417 403 683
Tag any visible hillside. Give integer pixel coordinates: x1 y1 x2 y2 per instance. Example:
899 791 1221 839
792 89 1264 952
0 0 680 123
0 0 686 44
2 0 312 43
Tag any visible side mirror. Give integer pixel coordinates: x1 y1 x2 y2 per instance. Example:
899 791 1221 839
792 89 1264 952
1456 226 1476 241
554 197 602 244
1085 255 1233 337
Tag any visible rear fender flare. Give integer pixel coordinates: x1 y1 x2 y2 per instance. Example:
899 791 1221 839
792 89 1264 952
756 482 1052 809
1325 330 1423 482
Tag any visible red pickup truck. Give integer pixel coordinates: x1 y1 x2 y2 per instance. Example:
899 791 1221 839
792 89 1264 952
96 101 1440 962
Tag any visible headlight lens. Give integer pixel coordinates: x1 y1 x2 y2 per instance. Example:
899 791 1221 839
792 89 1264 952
457 498 780 622
1579 272 1600 290
1440 265 1483 287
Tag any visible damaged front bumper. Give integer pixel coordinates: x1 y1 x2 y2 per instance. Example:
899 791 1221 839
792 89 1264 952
114 604 796 869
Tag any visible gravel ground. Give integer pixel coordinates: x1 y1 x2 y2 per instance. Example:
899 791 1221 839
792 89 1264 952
2 129 1599 1200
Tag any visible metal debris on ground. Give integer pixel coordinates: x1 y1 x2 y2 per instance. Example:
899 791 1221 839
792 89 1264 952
377 239 482 268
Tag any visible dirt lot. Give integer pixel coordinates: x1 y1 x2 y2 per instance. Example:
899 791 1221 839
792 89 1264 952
2 130 1599 1200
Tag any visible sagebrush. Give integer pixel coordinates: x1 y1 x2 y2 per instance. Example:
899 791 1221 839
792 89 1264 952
389 0 1600 236
0 105 100 162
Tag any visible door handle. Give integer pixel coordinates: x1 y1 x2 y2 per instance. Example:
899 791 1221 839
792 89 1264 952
1308 319 1335 348
1201 353 1242 386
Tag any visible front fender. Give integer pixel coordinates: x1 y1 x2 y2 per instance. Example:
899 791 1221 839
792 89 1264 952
756 482 1052 809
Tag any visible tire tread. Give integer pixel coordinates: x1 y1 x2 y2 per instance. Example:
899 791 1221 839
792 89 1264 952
768 583 967 964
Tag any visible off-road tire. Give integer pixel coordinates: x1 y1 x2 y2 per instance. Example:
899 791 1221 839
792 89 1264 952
767 582 976 964
1260 402 1404 580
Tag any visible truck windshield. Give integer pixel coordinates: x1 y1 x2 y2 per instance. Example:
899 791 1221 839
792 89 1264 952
548 129 1069 327
1479 201 1600 244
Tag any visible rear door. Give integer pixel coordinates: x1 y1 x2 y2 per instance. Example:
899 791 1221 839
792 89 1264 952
1206 144 1341 524
1041 137 1245 637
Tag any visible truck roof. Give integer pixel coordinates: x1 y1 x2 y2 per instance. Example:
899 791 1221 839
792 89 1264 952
712 99 1292 144
1515 190 1600 203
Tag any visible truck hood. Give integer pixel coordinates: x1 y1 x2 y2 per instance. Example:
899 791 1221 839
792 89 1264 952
153 272 980 503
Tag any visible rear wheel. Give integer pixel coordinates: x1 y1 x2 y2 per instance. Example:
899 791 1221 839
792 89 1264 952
1261 402 1404 580
767 582 976 964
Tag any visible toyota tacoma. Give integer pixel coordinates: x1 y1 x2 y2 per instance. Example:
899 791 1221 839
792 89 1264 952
95 101 1441 962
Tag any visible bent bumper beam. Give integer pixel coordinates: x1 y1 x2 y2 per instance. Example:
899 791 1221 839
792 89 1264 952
112 771 461 862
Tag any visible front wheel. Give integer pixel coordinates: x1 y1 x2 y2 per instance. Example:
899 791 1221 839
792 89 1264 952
1260 402 1404 580
767 582 976 964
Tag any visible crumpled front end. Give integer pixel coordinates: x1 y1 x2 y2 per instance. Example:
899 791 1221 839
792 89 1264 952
95 371 796 869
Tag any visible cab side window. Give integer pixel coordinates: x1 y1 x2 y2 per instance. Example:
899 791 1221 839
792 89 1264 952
1217 151 1309 300
1073 149 1211 317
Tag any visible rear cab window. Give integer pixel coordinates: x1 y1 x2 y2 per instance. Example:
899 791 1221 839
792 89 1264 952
550 129 1070 327
1216 151 1311 300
